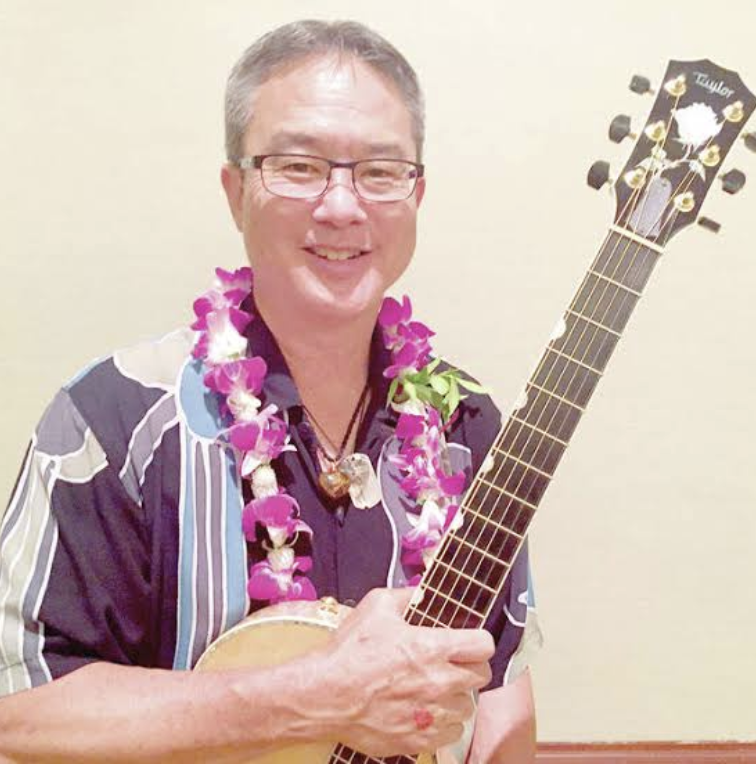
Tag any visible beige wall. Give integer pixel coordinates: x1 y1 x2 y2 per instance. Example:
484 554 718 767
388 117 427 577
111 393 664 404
2 0 755 742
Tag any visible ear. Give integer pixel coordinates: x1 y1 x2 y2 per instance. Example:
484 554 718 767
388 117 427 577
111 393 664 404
414 175 426 208
220 164 244 231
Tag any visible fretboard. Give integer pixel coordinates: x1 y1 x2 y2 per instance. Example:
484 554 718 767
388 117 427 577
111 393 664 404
405 227 663 632
330 227 663 764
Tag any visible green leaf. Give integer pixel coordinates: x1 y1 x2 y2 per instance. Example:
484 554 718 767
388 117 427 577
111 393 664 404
424 358 442 375
386 377 400 406
414 384 434 402
403 381 417 401
429 375 450 395
458 378 488 395
447 378 460 416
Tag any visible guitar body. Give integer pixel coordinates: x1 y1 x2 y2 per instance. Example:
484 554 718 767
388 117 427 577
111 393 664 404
195 598 435 763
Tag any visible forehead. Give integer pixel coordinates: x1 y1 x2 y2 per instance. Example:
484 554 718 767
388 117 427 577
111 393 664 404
245 54 416 159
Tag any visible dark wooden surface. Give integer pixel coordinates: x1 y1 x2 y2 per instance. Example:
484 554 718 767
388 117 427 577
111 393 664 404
537 741 756 764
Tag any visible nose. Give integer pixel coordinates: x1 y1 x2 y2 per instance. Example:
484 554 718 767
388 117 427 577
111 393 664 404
312 168 368 227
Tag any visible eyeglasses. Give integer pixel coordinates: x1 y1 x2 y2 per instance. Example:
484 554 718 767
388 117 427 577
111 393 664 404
237 154 424 203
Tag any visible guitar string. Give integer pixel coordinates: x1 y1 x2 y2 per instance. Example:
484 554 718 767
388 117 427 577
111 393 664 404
343 93 708 765
414 126 710 634
404 100 704 630
395 97 729 767
408 227 644 630
425 94 690 624
410 84 716 628
423 152 698 632
339 90 712 761
409 182 648 626
404 192 645 630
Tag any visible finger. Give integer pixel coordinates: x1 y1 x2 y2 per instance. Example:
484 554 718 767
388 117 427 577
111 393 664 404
360 586 415 614
445 691 477 721
437 628 495 663
446 660 492 691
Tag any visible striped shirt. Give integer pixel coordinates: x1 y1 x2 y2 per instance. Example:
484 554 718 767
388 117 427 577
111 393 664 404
0 316 537 697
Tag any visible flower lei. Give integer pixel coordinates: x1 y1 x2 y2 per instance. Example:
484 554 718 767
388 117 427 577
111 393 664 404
192 268 485 603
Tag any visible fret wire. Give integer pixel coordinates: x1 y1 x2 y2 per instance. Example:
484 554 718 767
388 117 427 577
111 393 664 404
500 417 566 476
459 498 527 540
421 581 487 619
441 531 510 585
445 227 656 630
609 224 665 254
565 308 622 339
478 477 538 511
509 416 569 447
546 346 604 377
405 602 443 627
526 381 585 413
424 513 530 634
492 445 555 479
447 531 512 566
426 554 499 594
427 495 521 620
474 235 636 580
609 236 661 292
422 227 661 638
587 268 642 297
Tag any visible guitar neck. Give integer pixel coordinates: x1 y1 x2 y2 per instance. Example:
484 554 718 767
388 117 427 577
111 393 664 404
404 227 664 630
329 228 664 765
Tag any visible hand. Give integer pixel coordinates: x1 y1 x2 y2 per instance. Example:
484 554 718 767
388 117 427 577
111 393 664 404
319 588 494 758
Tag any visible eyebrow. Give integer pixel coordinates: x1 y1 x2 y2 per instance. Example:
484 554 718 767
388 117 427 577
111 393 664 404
265 131 410 159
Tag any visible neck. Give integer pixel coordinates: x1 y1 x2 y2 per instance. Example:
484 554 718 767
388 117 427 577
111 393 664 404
254 289 378 443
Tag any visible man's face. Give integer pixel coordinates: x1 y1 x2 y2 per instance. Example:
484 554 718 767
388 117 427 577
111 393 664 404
222 54 425 322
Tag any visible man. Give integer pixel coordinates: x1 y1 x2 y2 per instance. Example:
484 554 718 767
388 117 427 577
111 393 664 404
0 20 537 761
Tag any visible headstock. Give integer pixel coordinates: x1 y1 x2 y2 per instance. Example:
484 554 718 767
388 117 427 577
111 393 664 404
591 60 755 246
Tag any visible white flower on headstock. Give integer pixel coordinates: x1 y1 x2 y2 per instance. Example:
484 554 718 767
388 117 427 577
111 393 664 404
674 103 722 148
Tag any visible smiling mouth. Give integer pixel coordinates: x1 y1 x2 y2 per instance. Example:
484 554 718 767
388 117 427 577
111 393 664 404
305 246 370 262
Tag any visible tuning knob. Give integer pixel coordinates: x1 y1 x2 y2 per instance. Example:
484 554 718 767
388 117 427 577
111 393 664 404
720 168 747 195
629 74 654 95
587 160 613 190
743 132 756 154
609 114 637 144
697 216 721 234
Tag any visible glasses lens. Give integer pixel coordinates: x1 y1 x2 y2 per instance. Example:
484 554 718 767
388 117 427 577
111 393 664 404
355 160 418 201
261 155 330 198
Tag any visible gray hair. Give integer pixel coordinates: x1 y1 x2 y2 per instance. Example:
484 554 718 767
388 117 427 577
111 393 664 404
224 20 425 163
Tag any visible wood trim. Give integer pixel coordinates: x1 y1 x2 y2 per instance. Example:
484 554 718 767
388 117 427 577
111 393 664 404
537 742 756 763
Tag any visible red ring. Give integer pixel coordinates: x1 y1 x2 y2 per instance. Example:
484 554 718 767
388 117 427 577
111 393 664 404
413 708 434 731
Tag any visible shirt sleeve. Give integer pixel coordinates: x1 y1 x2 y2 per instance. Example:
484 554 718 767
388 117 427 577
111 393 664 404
0 388 150 698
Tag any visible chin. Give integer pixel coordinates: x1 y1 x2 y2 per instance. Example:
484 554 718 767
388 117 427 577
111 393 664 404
298 273 386 323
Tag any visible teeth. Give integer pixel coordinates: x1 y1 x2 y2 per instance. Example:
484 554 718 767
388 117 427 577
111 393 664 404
313 247 360 261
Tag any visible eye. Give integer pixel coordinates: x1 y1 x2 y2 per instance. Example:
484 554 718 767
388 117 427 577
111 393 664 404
359 162 404 184
279 161 320 177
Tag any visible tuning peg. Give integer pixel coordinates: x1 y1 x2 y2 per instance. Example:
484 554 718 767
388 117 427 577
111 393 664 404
743 132 756 154
587 160 613 190
720 168 746 195
697 216 721 234
609 114 637 144
629 74 654 95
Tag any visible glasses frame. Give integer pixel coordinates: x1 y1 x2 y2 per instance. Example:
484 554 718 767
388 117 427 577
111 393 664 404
237 153 425 203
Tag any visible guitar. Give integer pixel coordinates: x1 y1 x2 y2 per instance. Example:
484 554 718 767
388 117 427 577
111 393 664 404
196 59 755 763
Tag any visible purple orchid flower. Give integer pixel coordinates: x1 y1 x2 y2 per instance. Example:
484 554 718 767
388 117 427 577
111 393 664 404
229 407 288 454
247 553 316 604
192 307 251 363
241 493 312 545
203 356 267 397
